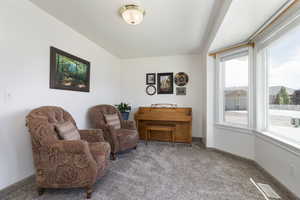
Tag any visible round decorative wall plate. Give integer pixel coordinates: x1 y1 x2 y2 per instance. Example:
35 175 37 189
175 72 189 86
146 85 156 96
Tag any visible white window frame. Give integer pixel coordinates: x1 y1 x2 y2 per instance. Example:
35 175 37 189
255 47 269 131
215 47 254 129
262 32 300 132
256 10 300 134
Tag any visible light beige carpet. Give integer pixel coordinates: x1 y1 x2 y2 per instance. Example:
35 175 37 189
2 142 292 200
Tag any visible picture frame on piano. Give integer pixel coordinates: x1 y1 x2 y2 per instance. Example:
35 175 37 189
157 72 174 94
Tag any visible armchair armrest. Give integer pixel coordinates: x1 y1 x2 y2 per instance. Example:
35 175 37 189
121 120 136 130
79 129 105 143
51 140 91 154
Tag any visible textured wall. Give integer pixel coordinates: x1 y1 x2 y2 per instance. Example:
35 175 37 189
0 0 121 190
120 55 203 137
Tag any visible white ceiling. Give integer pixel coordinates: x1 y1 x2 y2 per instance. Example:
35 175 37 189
210 0 288 51
29 0 216 59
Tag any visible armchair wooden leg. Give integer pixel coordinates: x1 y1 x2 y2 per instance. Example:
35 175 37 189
37 187 44 196
111 153 117 160
86 187 93 199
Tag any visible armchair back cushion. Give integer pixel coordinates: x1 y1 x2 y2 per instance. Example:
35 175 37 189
104 113 121 129
26 106 77 147
55 121 81 140
89 104 122 129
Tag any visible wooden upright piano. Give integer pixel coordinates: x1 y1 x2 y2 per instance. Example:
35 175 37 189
134 107 192 144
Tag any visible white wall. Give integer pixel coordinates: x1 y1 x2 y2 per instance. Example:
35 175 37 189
214 127 255 160
203 54 213 148
120 55 203 137
255 133 300 197
0 0 121 190
208 126 300 197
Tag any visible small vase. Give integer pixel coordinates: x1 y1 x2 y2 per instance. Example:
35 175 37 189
121 112 130 120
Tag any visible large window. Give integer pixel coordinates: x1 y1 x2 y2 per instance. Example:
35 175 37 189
267 24 300 144
213 10 300 148
218 51 249 127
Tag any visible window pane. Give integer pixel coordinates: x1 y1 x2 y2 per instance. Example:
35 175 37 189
223 55 249 126
268 25 300 144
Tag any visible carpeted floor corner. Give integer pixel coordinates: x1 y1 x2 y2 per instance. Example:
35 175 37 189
2 142 292 200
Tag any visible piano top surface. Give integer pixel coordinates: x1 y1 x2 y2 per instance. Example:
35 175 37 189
135 107 192 122
137 106 192 110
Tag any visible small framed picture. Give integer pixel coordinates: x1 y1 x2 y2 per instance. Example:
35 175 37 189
146 85 156 96
175 72 189 86
146 73 156 85
176 87 186 95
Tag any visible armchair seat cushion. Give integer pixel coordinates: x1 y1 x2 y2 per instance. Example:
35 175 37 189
115 129 139 151
88 142 111 177
89 142 111 164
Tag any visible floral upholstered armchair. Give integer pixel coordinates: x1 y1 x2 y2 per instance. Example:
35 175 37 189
26 106 110 199
89 105 139 160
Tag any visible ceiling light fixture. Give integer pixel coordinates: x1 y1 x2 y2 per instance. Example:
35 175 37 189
119 4 145 25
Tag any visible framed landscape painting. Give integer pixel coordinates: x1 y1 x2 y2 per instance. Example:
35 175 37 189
157 72 173 94
50 47 90 92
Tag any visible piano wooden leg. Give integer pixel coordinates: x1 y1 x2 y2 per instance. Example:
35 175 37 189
172 130 175 146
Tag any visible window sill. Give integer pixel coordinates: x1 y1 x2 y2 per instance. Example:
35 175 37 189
214 123 253 135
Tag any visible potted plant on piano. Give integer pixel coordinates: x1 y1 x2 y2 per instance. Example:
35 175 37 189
115 102 131 120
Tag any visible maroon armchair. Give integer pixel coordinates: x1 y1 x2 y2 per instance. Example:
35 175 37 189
89 105 139 160
26 106 110 199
